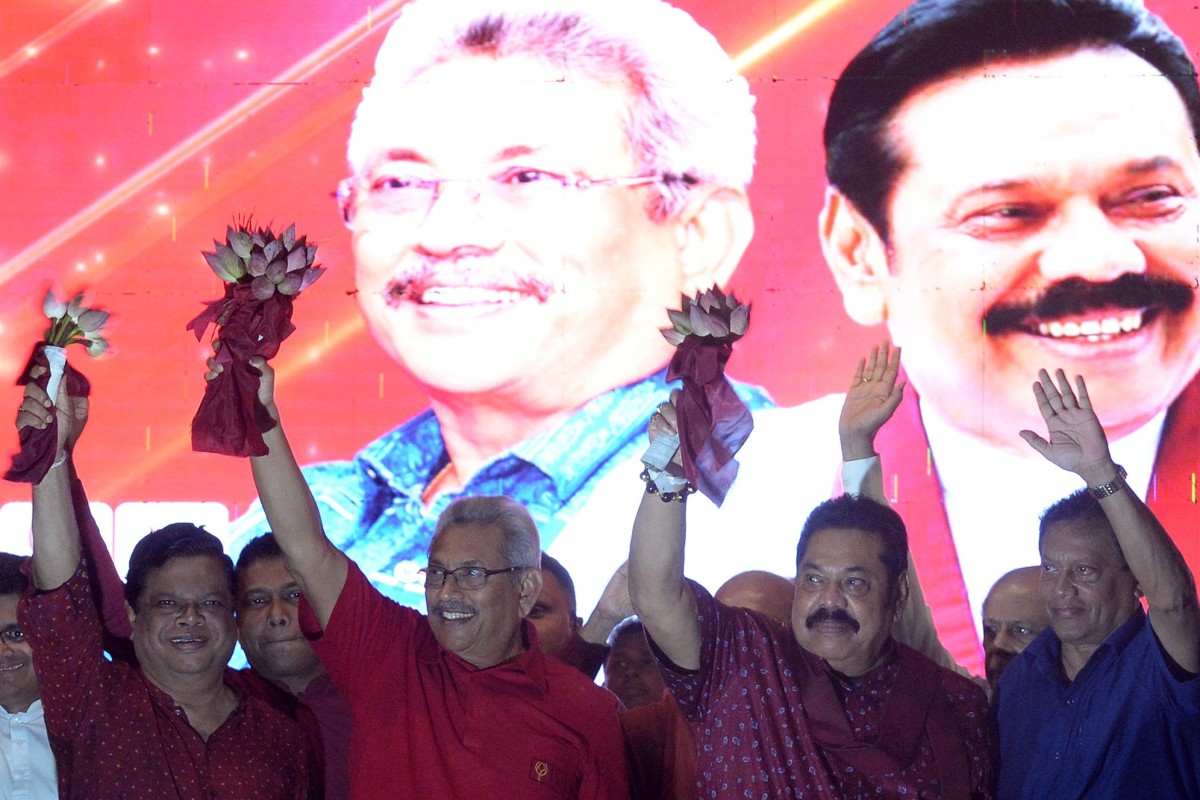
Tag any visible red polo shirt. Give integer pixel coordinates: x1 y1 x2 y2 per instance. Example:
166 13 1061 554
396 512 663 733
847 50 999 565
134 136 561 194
304 561 630 800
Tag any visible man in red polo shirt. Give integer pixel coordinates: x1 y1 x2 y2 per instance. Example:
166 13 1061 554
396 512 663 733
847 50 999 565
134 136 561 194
225 357 628 799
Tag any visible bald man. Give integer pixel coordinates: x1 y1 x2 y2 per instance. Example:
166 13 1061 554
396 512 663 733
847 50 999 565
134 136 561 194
981 567 1047 695
714 570 793 628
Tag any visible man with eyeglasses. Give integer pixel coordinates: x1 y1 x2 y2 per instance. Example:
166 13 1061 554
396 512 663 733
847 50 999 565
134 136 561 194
15 375 311 798
226 0 770 620
0 553 55 799
219 354 629 799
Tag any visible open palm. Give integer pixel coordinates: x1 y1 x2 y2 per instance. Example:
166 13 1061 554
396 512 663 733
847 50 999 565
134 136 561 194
1019 369 1111 477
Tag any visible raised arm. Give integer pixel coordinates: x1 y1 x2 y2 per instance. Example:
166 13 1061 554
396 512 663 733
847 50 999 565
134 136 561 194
1021 369 1200 674
627 401 700 670
837 344 971 678
580 561 633 646
207 354 347 627
839 341 905 466
18 372 86 590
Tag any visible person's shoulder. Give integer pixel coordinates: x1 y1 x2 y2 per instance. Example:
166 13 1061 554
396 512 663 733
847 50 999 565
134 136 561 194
233 672 307 738
536 656 627 747
540 652 621 712
899 642 989 709
934 660 989 708
227 666 296 711
354 408 439 463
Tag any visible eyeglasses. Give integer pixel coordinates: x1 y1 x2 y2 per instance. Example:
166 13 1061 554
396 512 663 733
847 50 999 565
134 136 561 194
420 565 529 591
0 626 26 646
335 166 683 230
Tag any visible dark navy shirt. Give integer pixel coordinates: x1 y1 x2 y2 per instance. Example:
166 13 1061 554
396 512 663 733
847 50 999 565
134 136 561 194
996 608 1200 799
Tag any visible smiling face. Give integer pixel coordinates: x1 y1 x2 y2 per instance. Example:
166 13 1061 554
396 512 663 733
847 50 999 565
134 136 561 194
131 555 237 690
0 594 38 714
982 566 1048 692
827 48 1200 450
236 556 324 695
425 522 541 669
348 53 694 412
1039 517 1139 654
792 527 906 677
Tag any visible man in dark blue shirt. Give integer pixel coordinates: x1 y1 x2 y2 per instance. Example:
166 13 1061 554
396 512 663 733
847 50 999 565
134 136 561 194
997 369 1200 799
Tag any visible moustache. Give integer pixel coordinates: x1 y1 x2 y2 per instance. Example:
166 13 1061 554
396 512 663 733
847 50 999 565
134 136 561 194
983 273 1194 335
385 256 556 306
805 607 861 633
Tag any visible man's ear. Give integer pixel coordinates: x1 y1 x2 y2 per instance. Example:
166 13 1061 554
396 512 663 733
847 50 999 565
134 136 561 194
674 185 754 297
892 571 910 622
819 187 890 326
125 599 136 629
518 569 544 618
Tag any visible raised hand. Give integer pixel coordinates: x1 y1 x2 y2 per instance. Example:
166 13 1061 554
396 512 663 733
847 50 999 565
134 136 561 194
643 390 686 480
16 364 89 457
581 562 633 645
839 342 905 461
1018 369 1114 482
205 341 277 416
593 561 633 622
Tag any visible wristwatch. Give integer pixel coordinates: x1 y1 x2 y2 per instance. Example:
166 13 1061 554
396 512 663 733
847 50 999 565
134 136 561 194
1088 465 1127 499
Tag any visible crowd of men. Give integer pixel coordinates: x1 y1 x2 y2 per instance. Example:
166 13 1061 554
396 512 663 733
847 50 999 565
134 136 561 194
4 0 1200 797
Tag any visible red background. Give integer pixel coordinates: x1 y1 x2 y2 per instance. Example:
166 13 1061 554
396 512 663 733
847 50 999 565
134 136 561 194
1 0 1198 546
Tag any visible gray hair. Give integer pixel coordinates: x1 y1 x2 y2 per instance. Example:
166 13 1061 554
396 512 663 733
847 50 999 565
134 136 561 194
347 0 756 220
432 496 542 571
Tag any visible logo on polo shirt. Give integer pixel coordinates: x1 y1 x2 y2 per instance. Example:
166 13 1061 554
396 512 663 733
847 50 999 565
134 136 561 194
528 757 569 793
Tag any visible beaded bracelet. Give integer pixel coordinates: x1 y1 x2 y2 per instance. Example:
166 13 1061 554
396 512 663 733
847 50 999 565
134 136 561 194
639 469 696 503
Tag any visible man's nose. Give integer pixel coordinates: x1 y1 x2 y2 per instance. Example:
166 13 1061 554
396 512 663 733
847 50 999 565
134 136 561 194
414 180 504 257
993 626 1020 654
176 601 205 624
267 597 290 628
432 576 466 601
817 582 847 609
1050 570 1078 597
1037 199 1146 284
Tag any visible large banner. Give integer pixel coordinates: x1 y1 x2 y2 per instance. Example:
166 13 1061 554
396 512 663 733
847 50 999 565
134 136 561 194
3 0 1199 673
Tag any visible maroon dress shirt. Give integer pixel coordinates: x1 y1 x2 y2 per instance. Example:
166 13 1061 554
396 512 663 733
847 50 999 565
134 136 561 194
655 582 993 799
20 565 310 799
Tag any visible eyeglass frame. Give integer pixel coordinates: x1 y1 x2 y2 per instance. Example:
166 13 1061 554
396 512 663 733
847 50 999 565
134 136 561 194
333 169 695 229
419 564 531 591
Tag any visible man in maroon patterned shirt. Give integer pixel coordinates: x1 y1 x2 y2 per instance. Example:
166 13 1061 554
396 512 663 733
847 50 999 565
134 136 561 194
14 375 310 799
629 351 993 799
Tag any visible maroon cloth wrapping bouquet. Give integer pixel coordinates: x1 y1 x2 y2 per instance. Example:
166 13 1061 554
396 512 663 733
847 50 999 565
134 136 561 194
4 343 92 484
659 288 753 507
186 222 323 457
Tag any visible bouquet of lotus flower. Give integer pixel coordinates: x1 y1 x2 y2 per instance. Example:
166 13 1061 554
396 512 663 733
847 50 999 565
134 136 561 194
4 291 108 483
187 221 324 457
654 287 753 507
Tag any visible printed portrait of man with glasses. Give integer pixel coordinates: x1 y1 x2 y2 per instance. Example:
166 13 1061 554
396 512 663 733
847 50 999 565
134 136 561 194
227 0 772 614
